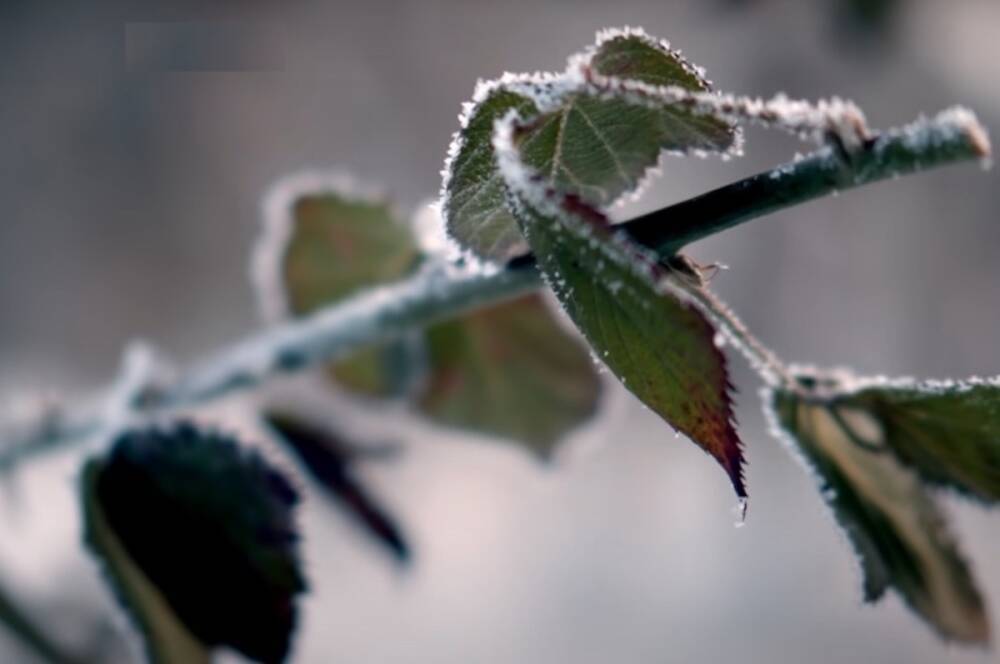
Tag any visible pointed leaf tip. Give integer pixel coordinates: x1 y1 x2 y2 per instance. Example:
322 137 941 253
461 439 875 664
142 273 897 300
264 411 412 565
496 128 745 497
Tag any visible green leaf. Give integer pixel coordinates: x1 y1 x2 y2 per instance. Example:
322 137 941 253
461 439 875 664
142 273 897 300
418 293 601 457
258 181 602 452
259 178 423 398
497 130 744 496
442 28 736 261
442 86 542 261
768 387 990 643
82 423 306 664
843 379 1000 503
263 410 411 564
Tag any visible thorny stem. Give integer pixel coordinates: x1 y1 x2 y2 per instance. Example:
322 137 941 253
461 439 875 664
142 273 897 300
0 108 990 470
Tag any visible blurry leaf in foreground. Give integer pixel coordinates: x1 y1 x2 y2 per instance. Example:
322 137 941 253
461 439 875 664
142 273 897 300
82 423 306 664
264 411 411 565
768 387 989 643
419 294 601 458
842 379 1000 503
836 0 901 37
497 120 745 497
258 177 424 398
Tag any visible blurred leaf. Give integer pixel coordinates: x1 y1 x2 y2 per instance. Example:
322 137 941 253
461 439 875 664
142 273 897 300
419 294 601 456
263 411 411 565
263 186 602 452
501 159 745 495
837 0 901 36
82 423 306 664
283 193 421 311
281 190 423 398
842 381 1000 503
443 29 736 261
769 389 989 643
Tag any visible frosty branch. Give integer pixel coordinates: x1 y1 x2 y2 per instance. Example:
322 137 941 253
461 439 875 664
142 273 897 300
0 107 987 472
2 26 998 663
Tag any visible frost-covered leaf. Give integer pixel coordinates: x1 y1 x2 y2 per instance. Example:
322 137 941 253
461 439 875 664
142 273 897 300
841 379 1000 503
768 388 989 643
263 411 410 564
82 423 306 664
256 175 423 398
442 86 542 262
496 124 744 497
442 28 736 261
419 293 601 456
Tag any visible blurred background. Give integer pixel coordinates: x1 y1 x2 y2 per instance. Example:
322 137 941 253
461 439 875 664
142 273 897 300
0 0 998 662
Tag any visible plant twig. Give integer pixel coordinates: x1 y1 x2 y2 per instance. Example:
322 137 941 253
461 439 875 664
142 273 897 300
0 580 89 664
0 108 989 470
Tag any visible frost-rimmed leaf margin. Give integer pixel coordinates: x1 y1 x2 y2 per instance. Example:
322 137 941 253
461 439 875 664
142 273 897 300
440 25 883 264
493 107 747 499
761 377 991 644
770 365 1000 503
252 170 406 323
440 26 741 263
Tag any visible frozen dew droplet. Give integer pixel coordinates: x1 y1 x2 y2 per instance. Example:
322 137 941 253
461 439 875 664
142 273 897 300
733 497 748 527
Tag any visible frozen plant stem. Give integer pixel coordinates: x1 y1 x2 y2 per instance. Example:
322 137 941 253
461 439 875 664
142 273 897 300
0 109 990 469
0 581 89 664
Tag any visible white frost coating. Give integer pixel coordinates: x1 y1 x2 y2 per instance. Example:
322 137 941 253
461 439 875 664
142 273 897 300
784 363 1000 400
438 70 566 215
683 285 790 387
493 108 741 355
579 72 870 151
411 200 455 257
571 27 743 206
876 106 992 170
438 26 742 255
252 170 397 324
581 25 717 91
102 341 171 431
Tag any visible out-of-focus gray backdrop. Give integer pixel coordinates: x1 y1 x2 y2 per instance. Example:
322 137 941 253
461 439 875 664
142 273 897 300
0 1 998 662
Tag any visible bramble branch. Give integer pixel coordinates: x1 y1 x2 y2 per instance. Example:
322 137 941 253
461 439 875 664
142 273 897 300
0 107 989 470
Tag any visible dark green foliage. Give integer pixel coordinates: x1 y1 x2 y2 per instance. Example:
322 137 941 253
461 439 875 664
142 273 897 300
844 382 1000 502
82 423 306 663
264 412 411 564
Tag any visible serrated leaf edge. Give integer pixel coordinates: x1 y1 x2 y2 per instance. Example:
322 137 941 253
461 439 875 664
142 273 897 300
438 27 740 261
494 108 746 497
